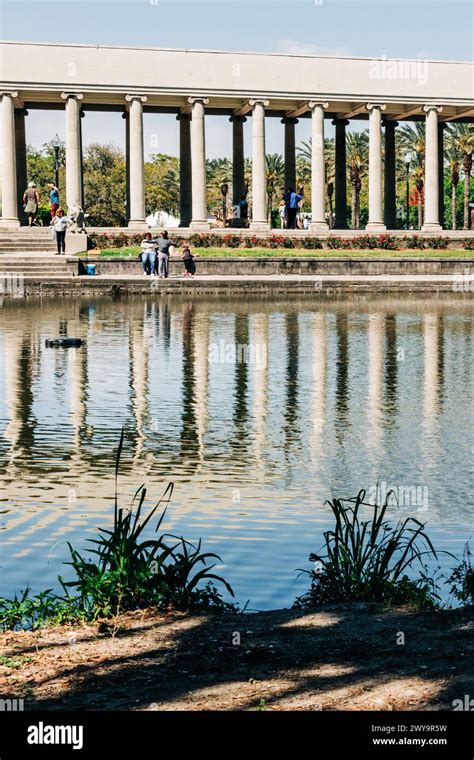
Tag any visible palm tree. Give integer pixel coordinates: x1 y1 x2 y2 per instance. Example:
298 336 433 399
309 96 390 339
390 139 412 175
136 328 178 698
327 182 334 228
414 166 424 228
296 154 311 206
399 123 426 229
447 158 460 230
346 131 369 229
399 122 426 166
265 153 284 225
446 124 474 229
206 158 232 221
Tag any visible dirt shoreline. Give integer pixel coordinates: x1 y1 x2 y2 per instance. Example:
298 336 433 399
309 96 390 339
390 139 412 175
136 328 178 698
1 604 472 711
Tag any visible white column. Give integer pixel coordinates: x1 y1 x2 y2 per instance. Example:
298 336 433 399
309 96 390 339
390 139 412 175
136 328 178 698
189 97 210 230
309 101 329 232
0 91 20 227
61 93 83 211
366 103 386 232
422 105 443 232
250 98 270 231
125 94 147 229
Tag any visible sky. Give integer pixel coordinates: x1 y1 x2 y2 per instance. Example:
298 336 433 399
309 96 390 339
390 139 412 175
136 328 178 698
0 0 472 159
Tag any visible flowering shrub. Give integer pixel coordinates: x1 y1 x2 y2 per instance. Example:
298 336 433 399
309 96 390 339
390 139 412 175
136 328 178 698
425 236 448 250
301 237 323 249
87 230 465 252
374 234 402 250
89 231 150 249
246 235 264 248
268 235 285 249
327 237 352 249
352 235 379 250
221 233 242 249
404 235 426 250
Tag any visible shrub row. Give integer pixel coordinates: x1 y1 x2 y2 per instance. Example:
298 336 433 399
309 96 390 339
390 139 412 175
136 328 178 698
88 231 474 251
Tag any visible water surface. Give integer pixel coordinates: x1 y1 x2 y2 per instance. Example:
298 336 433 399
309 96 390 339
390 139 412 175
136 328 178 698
0 293 472 608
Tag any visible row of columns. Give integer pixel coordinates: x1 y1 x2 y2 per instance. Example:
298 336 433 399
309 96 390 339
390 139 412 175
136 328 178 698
0 90 445 231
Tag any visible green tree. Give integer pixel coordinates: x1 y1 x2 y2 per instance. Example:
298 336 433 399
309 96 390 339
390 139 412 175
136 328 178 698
448 159 460 230
398 123 426 229
446 124 474 229
83 144 126 226
145 153 180 218
346 131 369 229
265 153 284 224
206 158 232 222
26 141 66 212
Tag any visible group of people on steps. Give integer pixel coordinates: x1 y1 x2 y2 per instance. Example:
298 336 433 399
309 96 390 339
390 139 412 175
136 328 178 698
22 181 70 255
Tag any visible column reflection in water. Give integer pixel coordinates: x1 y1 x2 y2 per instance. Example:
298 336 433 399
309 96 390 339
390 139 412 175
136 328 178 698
284 313 300 458
367 312 385 454
68 314 88 463
310 312 327 465
181 303 199 465
158 299 172 353
384 314 398 422
232 314 250 452
334 313 349 445
192 308 209 468
128 303 151 460
251 313 269 473
423 313 444 433
53 318 69 397
4 330 36 474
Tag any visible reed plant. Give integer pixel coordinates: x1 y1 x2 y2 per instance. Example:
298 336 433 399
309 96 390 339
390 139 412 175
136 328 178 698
294 489 443 609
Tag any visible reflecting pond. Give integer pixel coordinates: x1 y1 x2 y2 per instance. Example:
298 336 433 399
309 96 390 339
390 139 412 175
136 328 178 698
0 293 472 608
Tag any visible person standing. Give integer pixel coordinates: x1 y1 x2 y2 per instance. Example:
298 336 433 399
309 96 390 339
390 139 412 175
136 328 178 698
51 208 70 254
157 230 178 279
239 195 249 226
278 199 287 229
286 187 303 230
182 244 197 277
23 182 39 227
48 183 60 220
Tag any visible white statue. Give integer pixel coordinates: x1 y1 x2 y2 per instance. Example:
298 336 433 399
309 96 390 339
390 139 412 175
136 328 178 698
68 205 89 234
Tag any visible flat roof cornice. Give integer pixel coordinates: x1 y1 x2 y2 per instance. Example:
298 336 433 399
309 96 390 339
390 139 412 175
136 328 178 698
0 39 472 66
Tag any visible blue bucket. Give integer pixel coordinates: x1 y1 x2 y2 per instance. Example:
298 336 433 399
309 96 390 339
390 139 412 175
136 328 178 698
85 264 96 276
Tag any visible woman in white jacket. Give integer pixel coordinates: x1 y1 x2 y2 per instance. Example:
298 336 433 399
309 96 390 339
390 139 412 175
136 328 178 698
51 208 71 255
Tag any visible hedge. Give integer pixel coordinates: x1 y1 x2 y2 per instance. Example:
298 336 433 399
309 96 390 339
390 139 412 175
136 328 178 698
88 231 473 251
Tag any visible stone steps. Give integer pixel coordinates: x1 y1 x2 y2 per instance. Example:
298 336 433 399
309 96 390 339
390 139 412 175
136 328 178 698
0 231 77 256
0 257 71 277
0 247 58 253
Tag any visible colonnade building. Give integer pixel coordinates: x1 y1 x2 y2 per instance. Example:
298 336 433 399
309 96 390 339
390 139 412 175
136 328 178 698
0 41 473 231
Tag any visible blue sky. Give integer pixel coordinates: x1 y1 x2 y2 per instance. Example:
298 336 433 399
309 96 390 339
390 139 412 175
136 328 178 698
1 0 472 158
